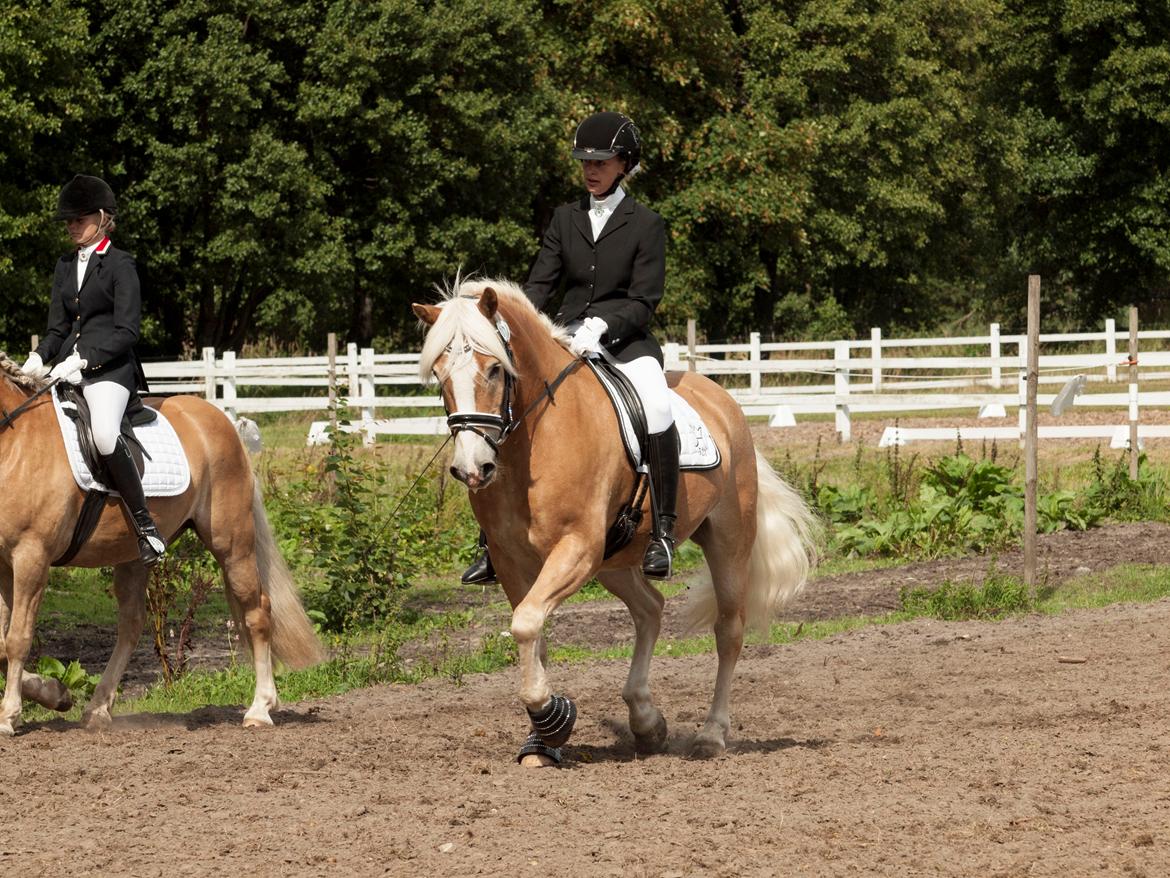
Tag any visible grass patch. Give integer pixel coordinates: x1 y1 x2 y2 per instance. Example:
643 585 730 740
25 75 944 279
23 561 1170 726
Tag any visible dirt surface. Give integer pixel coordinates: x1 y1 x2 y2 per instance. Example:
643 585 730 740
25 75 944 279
7 521 1170 876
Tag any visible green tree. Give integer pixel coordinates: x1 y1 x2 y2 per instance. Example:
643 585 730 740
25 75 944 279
989 0 1170 328
91 0 340 354
0 2 99 351
299 0 559 348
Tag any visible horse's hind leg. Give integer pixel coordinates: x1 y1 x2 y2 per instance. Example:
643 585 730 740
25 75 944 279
214 540 278 728
82 562 148 730
596 569 668 754
689 522 751 758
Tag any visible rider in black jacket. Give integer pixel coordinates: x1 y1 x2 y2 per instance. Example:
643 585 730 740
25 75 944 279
21 175 166 567
463 112 680 585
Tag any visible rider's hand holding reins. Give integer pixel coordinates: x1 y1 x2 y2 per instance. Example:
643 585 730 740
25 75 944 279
48 351 87 384
569 317 607 357
20 352 49 379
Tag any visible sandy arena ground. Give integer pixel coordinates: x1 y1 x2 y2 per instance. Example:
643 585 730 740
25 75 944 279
6 521 1170 877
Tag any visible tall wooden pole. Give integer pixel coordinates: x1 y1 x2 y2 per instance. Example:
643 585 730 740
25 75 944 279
327 332 338 434
1024 275 1040 589
1128 307 1139 480
687 319 697 372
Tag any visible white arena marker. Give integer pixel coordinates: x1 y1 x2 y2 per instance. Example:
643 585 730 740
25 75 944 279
769 405 797 427
1051 374 1086 417
978 404 1007 419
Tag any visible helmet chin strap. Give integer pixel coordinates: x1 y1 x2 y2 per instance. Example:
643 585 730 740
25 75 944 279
599 174 625 198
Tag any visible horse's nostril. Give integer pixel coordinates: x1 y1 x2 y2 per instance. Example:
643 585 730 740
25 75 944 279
449 465 464 482
481 462 496 481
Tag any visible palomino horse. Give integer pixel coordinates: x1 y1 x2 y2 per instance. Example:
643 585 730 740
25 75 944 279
0 354 323 735
414 279 818 764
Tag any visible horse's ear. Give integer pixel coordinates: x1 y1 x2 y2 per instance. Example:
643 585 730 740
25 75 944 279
413 303 441 326
478 287 499 320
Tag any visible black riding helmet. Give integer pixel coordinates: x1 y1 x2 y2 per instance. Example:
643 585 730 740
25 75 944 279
571 111 642 172
53 174 117 220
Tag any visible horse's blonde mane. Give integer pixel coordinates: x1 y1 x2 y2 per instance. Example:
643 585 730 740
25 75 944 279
0 352 45 394
417 275 571 382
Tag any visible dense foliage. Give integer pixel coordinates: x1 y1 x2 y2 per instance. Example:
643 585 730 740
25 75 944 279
3 0 1169 356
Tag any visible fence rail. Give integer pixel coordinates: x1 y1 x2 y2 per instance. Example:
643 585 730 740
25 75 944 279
130 317 1170 445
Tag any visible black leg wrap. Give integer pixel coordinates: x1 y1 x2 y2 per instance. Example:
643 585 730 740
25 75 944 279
526 693 577 748
516 731 563 764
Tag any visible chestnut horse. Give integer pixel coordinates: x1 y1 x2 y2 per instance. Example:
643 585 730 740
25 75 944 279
0 354 323 735
414 279 818 764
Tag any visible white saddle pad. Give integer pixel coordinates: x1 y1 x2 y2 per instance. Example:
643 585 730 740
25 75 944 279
671 392 721 470
587 361 721 471
51 386 192 497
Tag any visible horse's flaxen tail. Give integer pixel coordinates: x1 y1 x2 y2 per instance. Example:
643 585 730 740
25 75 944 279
250 481 326 669
684 450 820 633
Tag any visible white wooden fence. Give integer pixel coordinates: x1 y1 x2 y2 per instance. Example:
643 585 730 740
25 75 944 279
137 318 1170 446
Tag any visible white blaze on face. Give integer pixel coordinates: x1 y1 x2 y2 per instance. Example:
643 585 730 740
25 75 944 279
448 353 497 483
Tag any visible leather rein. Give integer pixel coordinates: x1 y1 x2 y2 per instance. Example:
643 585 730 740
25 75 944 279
0 378 59 431
441 317 582 451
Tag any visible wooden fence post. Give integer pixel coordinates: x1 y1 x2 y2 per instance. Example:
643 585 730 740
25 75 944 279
1129 307 1139 479
687 319 697 372
327 332 338 433
834 340 851 442
202 346 216 403
360 346 376 446
870 327 882 391
1024 276 1040 590
222 350 237 419
990 322 1001 389
750 331 761 394
1105 317 1117 382
346 342 359 402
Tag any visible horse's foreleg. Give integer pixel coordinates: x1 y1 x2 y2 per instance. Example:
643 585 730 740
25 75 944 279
597 569 668 754
508 541 596 762
0 562 72 713
82 562 147 730
0 550 50 736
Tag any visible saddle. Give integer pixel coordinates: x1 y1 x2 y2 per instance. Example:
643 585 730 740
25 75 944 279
584 358 721 559
51 383 159 567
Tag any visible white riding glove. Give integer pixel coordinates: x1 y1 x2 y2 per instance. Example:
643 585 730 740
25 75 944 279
569 317 608 357
48 352 88 384
20 352 49 378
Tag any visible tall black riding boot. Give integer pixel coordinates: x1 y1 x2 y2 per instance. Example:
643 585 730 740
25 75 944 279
461 529 497 584
642 424 680 580
101 436 166 568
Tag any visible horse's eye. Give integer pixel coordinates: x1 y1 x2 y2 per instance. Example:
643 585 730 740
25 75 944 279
488 363 502 381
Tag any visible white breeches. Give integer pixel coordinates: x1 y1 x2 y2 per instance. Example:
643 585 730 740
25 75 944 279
603 353 674 435
83 380 130 455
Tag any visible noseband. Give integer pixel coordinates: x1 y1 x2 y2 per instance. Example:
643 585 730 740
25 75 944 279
442 318 517 452
440 316 580 451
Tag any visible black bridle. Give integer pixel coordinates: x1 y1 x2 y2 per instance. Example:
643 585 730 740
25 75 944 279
441 318 581 451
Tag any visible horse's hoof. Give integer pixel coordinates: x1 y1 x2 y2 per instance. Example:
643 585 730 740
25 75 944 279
633 713 668 755
517 731 562 766
242 715 274 729
519 753 559 768
527 694 576 748
0 718 19 737
688 735 727 760
82 707 112 731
